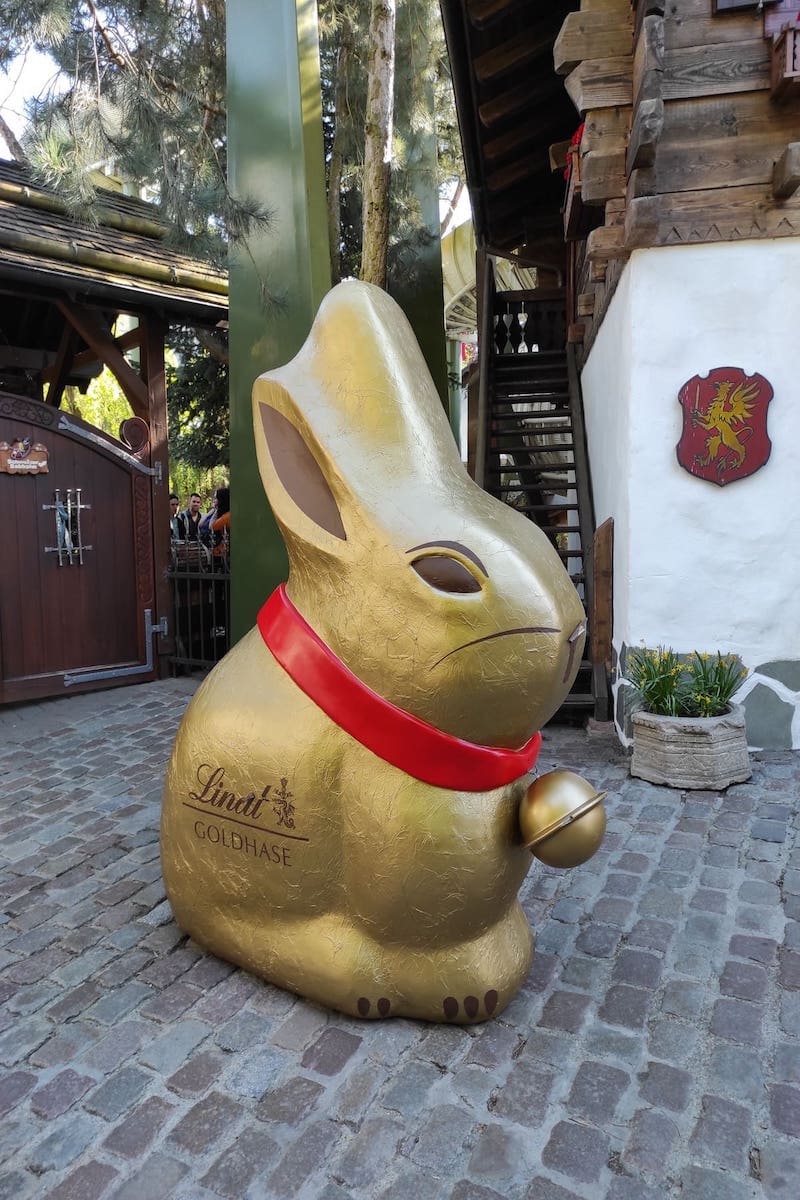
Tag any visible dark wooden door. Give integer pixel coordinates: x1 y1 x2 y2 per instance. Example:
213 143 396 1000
0 394 157 703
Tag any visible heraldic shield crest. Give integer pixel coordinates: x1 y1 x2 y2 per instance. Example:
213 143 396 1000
676 367 773 487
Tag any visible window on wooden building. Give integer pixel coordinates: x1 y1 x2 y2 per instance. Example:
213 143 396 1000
712 0 779 12
764 0 800 36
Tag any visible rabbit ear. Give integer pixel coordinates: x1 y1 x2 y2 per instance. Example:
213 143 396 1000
254 388 347 546
258 403 345 540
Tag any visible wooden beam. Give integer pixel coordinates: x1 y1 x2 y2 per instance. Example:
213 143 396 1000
0 347 52 370
586 223 626 262
487 158 551 194
140 315 173 673
565 56 633 112
44 323 79 410
479 75 562 128
590 518 614 668
605 198 626 226
662 39 770 100
485 123 549 166
666 7 761 51
626 97 664 174
41 325 142 384
632 131 800 196
56 301 149 420
467 0 529 29
624 194 662 248
583 106 632 154
773 143 800 200
582 0 634 9
661 89 800 143
633 14 664 107
624 181 800 248
554 11 633 77
549 139 571 171
581 149 627 203
474 28 555 84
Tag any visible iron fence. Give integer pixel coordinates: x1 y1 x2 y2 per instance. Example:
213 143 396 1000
166 538 230 672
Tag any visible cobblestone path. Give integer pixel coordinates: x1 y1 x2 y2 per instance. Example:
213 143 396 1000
0 679 798 1199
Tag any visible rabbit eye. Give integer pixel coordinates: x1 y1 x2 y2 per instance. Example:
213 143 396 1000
411 555 482 594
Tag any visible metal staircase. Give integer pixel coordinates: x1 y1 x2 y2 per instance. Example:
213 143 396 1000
475 267 609 719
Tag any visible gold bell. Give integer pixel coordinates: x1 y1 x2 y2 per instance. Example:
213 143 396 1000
519 770 607 869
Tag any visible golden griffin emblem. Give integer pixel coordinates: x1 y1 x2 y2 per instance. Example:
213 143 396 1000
677 368 773 486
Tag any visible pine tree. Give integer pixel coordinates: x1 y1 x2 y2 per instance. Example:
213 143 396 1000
165 324 229 472
319 0 463 288
0 0 268 266
360 0 395 288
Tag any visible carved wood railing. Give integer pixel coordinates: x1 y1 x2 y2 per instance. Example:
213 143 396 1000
491 289 567 355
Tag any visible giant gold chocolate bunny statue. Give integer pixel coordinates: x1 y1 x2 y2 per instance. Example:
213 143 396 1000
161 281 606 1023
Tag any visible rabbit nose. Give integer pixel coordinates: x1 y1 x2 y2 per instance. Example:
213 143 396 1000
563 622 587 684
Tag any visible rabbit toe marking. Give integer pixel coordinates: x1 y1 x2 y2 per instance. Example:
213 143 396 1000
356 996 391 1019
443 990 500 1022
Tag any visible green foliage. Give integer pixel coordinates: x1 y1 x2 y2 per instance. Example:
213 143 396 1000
9 0 461 282
685 652 748 719
319 0 463 284
3 0 270 264
165 324 228 473
60 367 131 436
627 647 746 719
61 327 228 493
168 460 228 511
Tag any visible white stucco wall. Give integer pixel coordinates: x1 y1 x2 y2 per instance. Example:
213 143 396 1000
581 238 800 745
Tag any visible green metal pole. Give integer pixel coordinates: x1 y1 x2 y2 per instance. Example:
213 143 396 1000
227 0 331 641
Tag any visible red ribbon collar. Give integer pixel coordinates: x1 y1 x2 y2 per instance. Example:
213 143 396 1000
257 585 541 792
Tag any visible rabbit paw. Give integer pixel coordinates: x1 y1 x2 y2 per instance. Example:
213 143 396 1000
442 991 499 1022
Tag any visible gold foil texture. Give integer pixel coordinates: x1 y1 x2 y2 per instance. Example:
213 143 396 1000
161 281 604 1022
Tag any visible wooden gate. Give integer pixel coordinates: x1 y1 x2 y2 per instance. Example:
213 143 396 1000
0 392 159 704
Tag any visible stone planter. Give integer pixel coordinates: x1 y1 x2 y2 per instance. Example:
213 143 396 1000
630 703 751 790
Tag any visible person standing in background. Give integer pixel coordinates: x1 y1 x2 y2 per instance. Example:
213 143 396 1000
181 493 203 541
169 494 185 540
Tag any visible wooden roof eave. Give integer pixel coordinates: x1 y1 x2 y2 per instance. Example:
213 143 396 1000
0 251 228 327
0 222 227 298
441 0 492 248
0 158 227 324
440 0 580 262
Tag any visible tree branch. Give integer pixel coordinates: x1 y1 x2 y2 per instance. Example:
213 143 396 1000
84 0 129 68
195 328 229 365
0 113 26 162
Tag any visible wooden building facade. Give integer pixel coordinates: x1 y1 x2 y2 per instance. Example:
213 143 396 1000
0 161 228 704
441 0 800 748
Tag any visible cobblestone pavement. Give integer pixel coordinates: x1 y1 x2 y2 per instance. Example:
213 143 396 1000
1 679 799 1200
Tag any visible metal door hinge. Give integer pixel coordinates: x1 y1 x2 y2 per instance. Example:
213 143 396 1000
150 613 169 638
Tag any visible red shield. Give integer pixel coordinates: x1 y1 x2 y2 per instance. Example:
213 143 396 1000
676 367 773 487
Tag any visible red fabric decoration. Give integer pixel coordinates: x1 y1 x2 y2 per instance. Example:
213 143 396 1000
257 585 542 792
563 122 585 181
